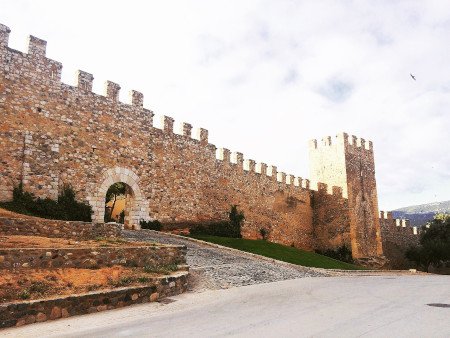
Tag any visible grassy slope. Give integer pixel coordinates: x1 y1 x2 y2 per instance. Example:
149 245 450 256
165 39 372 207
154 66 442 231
190 235 364 270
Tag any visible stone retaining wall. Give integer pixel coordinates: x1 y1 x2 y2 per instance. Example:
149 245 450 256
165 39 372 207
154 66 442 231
0 271 188 329
0 217 121 240
0 245 186 269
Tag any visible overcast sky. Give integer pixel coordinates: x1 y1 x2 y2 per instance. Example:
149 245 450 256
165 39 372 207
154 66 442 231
1 0 449 210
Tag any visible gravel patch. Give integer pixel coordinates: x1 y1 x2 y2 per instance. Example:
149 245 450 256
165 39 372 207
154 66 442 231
123 230 330 292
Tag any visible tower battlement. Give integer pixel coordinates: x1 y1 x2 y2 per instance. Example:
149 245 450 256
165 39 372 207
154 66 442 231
309 132 382 259
28 35 47 58
309 132 373 153
0 24 11 48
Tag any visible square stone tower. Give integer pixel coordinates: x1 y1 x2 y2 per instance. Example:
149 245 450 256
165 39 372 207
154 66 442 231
309 132 383 259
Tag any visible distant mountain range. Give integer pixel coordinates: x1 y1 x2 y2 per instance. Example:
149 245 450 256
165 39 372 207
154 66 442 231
391 200 450 227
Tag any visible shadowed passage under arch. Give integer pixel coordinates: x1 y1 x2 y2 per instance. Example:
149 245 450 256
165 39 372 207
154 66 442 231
89 167 150 229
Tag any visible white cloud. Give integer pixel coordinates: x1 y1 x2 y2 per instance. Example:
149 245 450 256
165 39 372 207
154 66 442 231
1 0 449 209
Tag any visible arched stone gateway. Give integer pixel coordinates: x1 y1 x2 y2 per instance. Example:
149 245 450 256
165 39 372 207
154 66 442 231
88 167 150 229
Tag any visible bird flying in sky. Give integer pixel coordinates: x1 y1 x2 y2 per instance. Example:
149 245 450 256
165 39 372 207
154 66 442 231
410 73 416 81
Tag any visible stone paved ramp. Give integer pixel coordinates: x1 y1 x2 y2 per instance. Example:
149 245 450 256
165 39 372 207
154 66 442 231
123 230 330 291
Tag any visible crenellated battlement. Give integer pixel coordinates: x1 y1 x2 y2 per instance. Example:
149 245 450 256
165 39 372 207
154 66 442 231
309 132 373 152
0 24 213 148
379 211 418 236
77 70 94 92
28 35 47 57
130 90 144 107
0 26 324 198
310 181 344 198
213 146 314 192
2 27 325 195
378 210 420 267
379 210 394 220
0 24 11 48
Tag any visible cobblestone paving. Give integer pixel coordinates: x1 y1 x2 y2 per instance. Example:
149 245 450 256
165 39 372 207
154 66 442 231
123 230 330 292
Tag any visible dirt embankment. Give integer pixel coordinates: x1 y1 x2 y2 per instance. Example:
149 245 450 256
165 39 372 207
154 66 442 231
0 207 43 219
0 235 155 249
0 266 175 303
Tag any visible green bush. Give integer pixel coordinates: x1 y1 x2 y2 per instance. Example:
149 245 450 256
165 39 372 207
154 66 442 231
18 289 30 300
140 219 163 231
0 183 92 221
260 228 269 240
191 221 241 238
190 205 244 238
405 214 450 272
57 185 93 221
316 245 353 263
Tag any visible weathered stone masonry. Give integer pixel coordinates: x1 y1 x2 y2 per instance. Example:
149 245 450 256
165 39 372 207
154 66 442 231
0 24 417 262
378 211 419 268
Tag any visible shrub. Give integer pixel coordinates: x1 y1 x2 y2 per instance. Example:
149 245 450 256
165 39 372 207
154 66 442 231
117 277 133 286
191 221 241 238
229 205 244 230
0 183 92 221
190 205 244 238
143 264 178 275
18 289 30 300
260 228 269 240
405 214 450 272
57 185 93 222
28 281 50 295
140 219 163 231
316 245 353 263
137 276 150 283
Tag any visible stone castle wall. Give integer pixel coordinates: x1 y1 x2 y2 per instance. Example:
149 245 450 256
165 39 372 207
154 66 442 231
0 24 417 259
0 24 321 251
309 134 383 258
379 211 419 268
311 183 350 251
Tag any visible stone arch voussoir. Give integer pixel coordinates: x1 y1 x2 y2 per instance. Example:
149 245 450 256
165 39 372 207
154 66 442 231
89 166 149 229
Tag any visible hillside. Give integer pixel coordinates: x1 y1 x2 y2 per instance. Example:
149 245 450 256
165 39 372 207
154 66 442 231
392 200 450 227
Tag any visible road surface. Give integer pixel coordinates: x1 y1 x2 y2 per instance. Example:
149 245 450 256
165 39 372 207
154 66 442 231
3 275 449 337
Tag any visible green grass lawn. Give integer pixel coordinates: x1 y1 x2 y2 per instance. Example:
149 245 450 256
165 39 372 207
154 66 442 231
190 235 364 270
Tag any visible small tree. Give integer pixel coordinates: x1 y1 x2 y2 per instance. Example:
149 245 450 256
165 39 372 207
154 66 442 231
228 205 244 238
104 182 126 222
260 228 269 240
405 213 450 272
58 184 92 222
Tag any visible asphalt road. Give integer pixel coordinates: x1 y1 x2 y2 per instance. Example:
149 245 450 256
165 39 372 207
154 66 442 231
3 275 449 338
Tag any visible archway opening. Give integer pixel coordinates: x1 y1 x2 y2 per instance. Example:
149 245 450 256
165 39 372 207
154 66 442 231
91 166 150 229
104 182 134 227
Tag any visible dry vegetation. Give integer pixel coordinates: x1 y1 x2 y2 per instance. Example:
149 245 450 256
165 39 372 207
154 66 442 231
0 235 153 249
0 208 180 304
0 266 175 303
